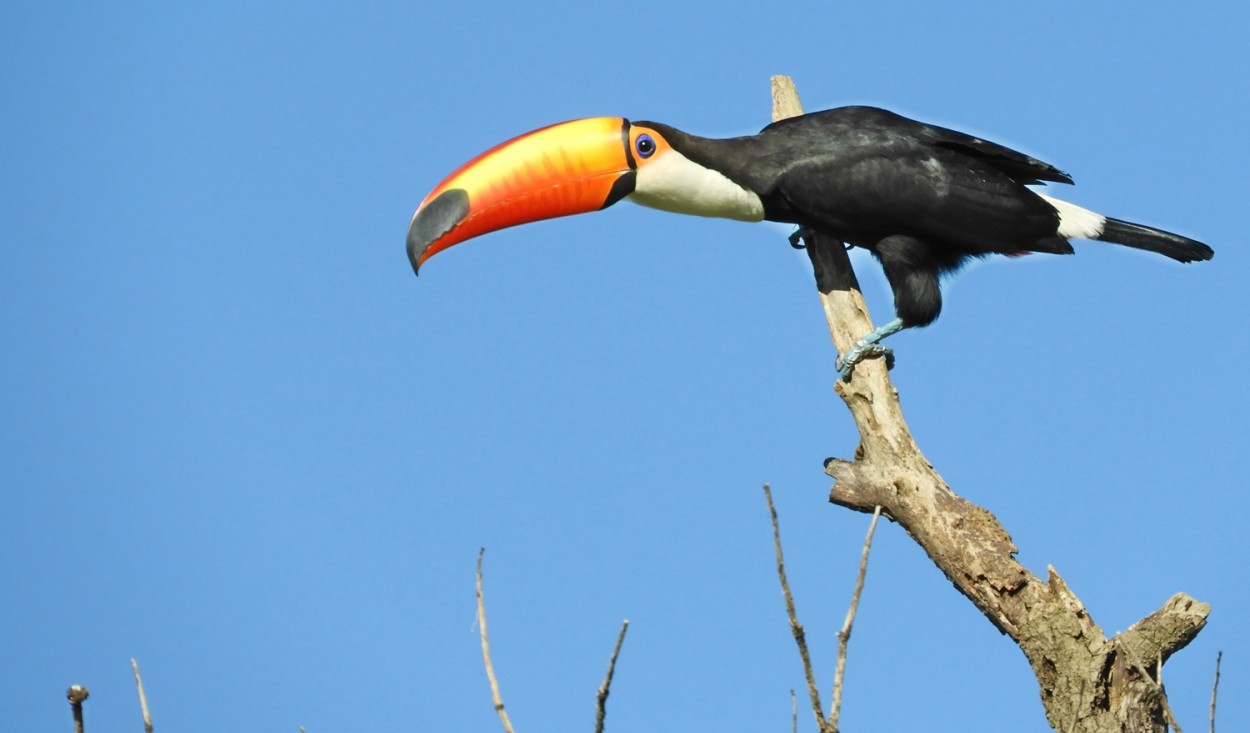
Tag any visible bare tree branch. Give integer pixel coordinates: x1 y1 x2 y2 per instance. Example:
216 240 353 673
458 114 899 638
791 689 798 733
830 506 881 731
476 549 517 733
763 484 827 731
1165 698 1186 733
1209 651 1222 733
130 659 154 733
770 74 1210 733
594 621 629 733
67 685 89 733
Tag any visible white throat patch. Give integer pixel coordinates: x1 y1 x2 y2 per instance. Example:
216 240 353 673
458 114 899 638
627 149 765 222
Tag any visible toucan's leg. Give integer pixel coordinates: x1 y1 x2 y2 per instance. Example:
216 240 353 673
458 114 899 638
836 317 904 379
835 236 950 379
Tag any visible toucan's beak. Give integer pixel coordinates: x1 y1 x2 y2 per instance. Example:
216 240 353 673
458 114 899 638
407 117 636 275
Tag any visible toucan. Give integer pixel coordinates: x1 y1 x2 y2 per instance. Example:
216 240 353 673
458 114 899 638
407 107 1213 377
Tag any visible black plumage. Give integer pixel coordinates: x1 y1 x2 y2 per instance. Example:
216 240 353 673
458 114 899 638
642 107 1212 330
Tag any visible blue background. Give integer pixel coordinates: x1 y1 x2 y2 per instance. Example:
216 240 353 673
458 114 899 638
3 2 1246 731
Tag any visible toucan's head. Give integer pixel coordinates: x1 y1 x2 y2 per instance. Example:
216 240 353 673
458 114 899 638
406 117 763 275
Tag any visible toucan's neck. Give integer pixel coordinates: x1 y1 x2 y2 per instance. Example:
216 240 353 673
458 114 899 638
639 123 764 187
627 122 766 223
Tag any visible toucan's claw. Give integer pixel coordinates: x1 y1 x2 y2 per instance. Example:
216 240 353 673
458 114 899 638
836 317 905 380
836 342 895 381
788 228 809 250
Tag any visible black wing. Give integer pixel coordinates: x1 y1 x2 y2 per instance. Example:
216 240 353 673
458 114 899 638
756 107 1065 251
762 107 1072 185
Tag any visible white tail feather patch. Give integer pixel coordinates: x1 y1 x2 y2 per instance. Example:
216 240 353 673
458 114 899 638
1037 194 1106 240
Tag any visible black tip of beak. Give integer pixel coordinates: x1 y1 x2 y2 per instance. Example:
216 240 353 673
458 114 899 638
407 189 470 276
405 225 423 277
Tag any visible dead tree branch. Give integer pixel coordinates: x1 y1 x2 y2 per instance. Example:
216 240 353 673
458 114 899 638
764 484 827 731
67 685 89 733
830 505 881 731
475 550 630 733
594 621 629 733
476 549 517 733
1209 651 1222 733
770 75 1210 733
131 659 154 733
766 484 881 733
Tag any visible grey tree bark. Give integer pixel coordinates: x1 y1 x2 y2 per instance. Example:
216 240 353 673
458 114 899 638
770 76 1209 733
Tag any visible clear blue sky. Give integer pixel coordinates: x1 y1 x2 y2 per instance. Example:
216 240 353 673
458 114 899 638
3 2 1247 731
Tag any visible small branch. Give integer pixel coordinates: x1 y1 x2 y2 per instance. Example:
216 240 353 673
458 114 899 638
67 685 89 733
764 484 827 731
829 506 882 731
1158 653 1186 733
771 75 805 122
131 658 154 733
1118 593 1210 667
1209 651 1222 733
594 620 630 733
1164 699 1186 733
791 690 798 733
476 549 517 733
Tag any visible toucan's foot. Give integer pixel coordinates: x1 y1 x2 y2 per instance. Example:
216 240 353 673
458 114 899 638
788 227 814 249
835 341 895 380
835 317 905 380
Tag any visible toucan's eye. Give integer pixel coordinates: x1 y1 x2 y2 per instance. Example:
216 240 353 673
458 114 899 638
635 134 656 158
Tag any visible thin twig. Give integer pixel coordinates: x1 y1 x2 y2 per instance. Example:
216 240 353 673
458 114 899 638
1145 652 1185 733
1209 651 1222 733
764 484 826 730
594 620 630 733
1163 696 1185 733
131 658 154 733
791 690 798 733
1158 652 1188 733
476 548 517 733
829 506 882 731
67 685 89 733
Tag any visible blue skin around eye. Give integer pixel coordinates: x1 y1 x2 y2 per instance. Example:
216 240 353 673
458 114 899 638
636 135 655 158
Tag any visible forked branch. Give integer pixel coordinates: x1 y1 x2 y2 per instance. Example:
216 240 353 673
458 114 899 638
765 485 882 733
475 550 630 733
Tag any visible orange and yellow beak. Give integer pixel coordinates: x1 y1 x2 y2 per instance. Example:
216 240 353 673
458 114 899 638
407 117 636 275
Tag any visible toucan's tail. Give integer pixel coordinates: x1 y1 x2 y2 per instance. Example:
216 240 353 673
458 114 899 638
1037 193 1214 263
1098 217 1214 263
